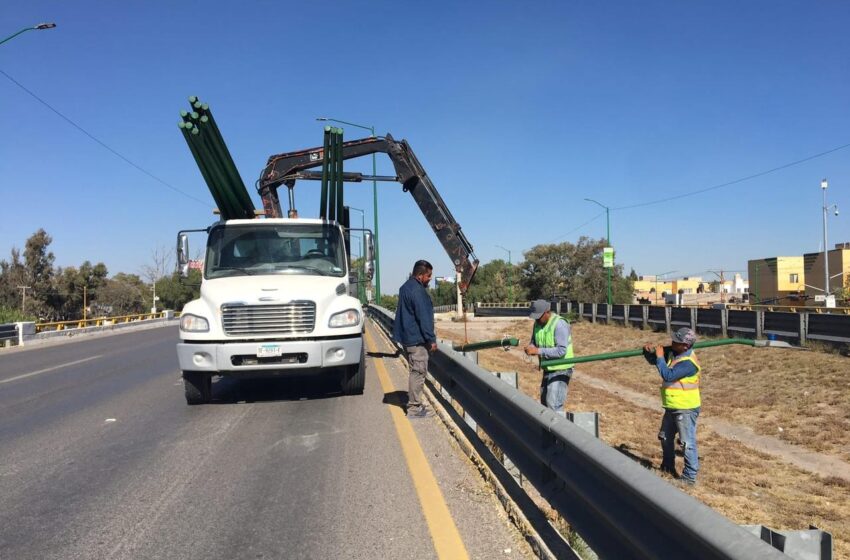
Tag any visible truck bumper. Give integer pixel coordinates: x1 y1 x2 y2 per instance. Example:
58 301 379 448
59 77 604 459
177 336 362 373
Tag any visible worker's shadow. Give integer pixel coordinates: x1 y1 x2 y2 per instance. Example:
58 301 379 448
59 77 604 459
382 390 408 412
615 444 654 470
367 349 401 359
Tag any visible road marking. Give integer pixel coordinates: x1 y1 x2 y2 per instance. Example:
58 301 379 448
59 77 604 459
364 328 469 560
0 355 103 385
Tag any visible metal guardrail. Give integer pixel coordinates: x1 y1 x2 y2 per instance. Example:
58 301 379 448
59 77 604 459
35 311 180 333
368 304 787 560
0 323 17 342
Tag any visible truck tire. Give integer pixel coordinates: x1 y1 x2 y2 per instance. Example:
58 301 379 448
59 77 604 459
183 371 212 404
340 346 365 395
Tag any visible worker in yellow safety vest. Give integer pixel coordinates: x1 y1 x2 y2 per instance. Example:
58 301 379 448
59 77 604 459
643 327 701 485
524 299 574 416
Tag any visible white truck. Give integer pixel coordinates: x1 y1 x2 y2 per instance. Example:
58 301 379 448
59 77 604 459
175 218 374 404
174 113 477 405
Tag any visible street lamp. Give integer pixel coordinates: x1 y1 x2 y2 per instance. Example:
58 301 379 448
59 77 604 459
821 178 839 305
496 245 514 303
317 116 381 303
584 198 612 305
349 206 367 303
0 23 56 47
654 270 677 305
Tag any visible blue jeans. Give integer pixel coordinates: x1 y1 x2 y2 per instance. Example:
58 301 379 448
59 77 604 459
540 369 572 416
659 407 700 482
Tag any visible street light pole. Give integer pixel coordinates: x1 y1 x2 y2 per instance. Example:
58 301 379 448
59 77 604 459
0 23 56 46
584 198 612 305
496 245 514 303
316 117 381 303
822 178 831 301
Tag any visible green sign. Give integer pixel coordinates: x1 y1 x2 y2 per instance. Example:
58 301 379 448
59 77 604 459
603 247 614 268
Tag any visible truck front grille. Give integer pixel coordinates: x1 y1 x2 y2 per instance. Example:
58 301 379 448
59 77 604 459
221 301 316 336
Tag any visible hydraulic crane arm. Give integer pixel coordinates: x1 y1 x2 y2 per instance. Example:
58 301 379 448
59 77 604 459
259 134 479 293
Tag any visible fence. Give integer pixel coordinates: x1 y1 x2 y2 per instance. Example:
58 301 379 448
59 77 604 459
474 301 850 347
368 304 792 559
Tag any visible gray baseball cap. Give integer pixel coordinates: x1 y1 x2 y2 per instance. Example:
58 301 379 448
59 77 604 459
529 299 551 320
672 327 697 346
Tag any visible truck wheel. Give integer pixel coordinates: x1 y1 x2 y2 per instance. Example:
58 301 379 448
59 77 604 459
183 371 212 404
340 347 365 395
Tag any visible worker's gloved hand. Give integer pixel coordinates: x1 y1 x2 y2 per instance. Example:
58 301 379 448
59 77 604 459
524 344 539 356
642 344 658 365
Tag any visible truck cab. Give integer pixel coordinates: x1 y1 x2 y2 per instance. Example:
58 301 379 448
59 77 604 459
176 218 373 404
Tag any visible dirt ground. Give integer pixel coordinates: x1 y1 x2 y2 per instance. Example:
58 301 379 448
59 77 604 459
436 315 850 557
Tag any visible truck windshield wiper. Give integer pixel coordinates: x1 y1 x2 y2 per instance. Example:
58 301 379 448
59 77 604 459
213 267 257 277
279 265 331 276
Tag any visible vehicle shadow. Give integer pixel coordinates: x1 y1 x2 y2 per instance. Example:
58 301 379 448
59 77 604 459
209 373 344 404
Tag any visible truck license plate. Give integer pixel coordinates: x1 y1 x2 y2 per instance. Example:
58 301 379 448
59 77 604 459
257 344 282 358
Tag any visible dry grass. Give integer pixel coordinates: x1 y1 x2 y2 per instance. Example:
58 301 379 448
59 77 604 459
436 318 850 558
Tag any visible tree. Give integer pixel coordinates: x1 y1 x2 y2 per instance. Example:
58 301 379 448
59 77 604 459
465 259 528 304
156 271 201 310
519 236 633 303
96 273 147 316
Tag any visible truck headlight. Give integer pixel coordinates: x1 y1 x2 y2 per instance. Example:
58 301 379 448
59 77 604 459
180 313 210 332
329 309 360 328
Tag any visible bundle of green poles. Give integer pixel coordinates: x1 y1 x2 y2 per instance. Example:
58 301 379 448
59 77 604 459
178 96 256 220
320 127 345 222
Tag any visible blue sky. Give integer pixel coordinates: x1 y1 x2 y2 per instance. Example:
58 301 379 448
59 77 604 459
2 1 849 292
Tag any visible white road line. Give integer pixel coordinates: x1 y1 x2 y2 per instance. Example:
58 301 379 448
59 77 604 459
0 355 104 385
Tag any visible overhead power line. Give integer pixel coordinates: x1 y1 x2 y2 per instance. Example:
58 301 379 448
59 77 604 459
546 211 605 244
0 68 211 207
613 142 850 211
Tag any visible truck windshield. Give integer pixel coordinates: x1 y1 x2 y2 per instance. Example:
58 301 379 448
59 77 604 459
205 224 347 279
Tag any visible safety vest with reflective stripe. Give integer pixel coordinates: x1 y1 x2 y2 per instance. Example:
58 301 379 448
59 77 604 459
660 350 701 409
533 313 574 372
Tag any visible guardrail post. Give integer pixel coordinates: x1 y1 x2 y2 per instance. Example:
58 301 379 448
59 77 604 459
607 304 612 323
642 305 649 329
755 310 764 339
591 303 597 323
799 312 807 345
721 308 728 337
664 306 672 334
567 412 600 438
565 301 572 315
690 307 697 330
554 300 561 314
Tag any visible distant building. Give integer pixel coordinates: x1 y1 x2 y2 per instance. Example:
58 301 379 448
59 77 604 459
747 256 805 304
802 246 850 300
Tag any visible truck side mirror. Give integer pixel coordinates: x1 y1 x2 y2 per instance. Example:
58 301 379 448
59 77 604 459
363 231 375 281
177 233 190 277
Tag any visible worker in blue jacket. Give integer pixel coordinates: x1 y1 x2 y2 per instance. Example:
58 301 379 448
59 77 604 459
392 260 437 418
643 327 702 485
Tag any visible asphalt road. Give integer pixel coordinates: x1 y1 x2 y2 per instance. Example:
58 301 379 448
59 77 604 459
0 324 529 560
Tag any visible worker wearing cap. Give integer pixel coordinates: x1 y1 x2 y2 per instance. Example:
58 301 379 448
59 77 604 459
643 327 702 485
524 299 574 416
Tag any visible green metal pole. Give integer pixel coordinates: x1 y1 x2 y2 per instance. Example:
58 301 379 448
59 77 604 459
320 127 330 219
452 337 519 352
540 338 757 368
336 128 348 223
606 206 612 306
371 126 381 304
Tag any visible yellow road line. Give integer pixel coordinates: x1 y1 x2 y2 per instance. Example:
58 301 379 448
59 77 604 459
364 328 469 560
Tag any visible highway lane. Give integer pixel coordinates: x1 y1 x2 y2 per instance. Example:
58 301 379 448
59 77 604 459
0 324 530 559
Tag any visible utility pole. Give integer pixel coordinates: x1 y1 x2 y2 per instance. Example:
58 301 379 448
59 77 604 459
17 285 31 315
83 285 87 322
